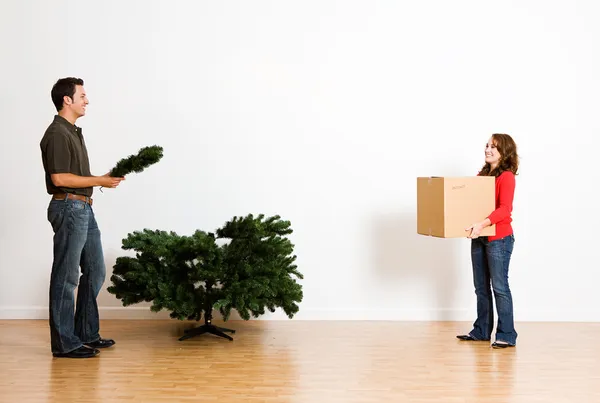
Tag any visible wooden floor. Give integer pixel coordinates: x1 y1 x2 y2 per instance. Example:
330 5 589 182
1 320 598 402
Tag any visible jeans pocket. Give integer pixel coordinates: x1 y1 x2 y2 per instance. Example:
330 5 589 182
70 200 86 210
501 235 514 256
64 201 90 232
48 200 66 227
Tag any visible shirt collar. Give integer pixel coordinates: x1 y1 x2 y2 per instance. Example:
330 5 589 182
53 114 82 134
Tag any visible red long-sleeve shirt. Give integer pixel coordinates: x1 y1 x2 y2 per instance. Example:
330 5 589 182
485 171 515 241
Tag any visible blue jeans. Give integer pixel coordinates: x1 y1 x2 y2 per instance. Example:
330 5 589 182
468 234 517 345
47 197 106 354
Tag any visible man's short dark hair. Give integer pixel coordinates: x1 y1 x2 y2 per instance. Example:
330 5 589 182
51 77 84 112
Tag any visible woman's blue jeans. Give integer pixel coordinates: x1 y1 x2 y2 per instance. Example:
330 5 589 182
468 234 517 345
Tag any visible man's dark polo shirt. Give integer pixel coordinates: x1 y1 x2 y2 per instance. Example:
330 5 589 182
40 115 93 197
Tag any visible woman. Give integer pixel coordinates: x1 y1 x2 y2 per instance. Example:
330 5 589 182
458 133 519 349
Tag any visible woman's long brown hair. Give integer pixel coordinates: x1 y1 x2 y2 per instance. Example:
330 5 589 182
478 133 520 177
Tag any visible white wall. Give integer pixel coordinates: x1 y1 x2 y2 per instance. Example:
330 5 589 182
1 0 598 322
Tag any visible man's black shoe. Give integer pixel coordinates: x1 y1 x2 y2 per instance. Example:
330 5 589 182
53 345 100 358
85 337 115 349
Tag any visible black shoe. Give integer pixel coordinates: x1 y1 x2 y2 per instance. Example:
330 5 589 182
85 337 115 349
491 341 515 349
457 334 490 341
53 345 100 358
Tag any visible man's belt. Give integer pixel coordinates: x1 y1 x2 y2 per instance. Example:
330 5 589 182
52 193 93 206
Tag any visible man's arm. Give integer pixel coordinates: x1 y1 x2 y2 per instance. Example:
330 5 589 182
51 173 123 189
44 133 124 189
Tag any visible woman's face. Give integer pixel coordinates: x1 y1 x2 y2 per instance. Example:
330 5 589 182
485 137 501 166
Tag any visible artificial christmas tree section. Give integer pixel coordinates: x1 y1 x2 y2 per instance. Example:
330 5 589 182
109 145 163 177
99 145 164 192
107 214 303 341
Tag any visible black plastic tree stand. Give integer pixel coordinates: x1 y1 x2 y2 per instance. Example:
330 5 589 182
179 314 236 341
178 287 236 341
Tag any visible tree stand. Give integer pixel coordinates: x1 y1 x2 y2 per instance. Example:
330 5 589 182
178 284 236 341
179 317 236 341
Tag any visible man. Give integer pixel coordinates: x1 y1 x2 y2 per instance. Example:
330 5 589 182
40 77 125 358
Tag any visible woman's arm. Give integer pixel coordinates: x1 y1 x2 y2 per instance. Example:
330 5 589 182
487 172 515 225
466 172 515 238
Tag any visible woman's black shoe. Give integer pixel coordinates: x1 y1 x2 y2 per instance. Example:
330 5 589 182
457 334 490 341
491 342 515 349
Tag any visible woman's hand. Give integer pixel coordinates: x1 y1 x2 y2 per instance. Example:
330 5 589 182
465 223 483 238
465 218 491 239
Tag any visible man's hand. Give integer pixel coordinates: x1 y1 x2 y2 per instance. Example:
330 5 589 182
99 175 125 188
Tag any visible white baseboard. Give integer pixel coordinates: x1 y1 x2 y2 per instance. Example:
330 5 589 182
0 306 469 321
0 306 245 320
0 306 197 320
1 306 598 322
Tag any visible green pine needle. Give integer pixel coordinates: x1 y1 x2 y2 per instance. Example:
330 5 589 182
109 145 163 177
107 214 304 324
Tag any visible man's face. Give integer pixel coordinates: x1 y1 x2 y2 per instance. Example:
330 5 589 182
64 85 88 117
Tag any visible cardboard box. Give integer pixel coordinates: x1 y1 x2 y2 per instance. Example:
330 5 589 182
417 176 496 238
